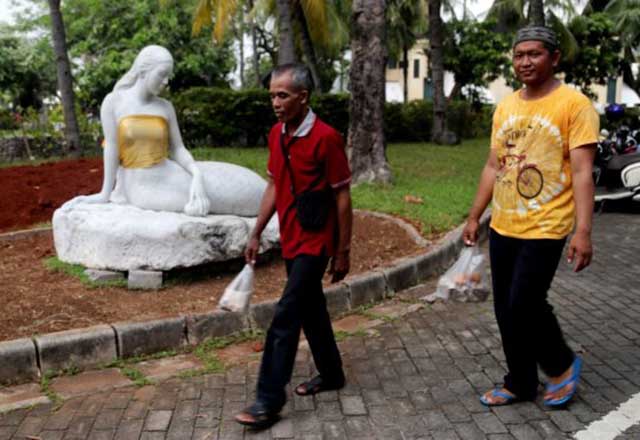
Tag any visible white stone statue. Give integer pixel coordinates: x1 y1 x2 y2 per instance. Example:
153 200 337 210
70 45 265 217
52 45 279 274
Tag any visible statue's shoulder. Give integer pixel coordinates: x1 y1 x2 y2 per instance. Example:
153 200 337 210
156 96 173 108
157 98 178 119
101 91 116 108
100 92 119 122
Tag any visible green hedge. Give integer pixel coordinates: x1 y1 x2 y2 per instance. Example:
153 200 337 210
385 100 493 142
171 87 493 147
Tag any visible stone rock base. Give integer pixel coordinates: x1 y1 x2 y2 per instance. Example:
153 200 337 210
53 202 280 271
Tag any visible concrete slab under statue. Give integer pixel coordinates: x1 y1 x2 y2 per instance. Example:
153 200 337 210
52 45 278 281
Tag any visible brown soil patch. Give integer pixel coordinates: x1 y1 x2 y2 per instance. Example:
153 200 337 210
0 158 426 342
0 212 424 342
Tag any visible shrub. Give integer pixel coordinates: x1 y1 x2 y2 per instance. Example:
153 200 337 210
172 88 275 147
0 108 18 130
172 87 494 147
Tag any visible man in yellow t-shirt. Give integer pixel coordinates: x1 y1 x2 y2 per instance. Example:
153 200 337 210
463 26 598 407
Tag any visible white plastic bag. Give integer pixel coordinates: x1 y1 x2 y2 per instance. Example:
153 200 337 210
218 264 255 313
422 246 489 303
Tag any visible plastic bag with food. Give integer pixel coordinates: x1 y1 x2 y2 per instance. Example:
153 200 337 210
422 246 490 303
218 264 255 313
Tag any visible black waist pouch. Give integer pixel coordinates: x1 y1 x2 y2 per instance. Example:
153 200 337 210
295 187 332 231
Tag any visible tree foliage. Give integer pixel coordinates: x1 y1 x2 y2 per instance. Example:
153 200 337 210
559 13 622 98
443 19 511 101
604 0 640 96
18 0 236 112
0 29 57 110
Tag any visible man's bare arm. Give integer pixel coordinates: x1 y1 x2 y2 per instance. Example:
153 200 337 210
245 179 277 264
463 149 499 245
568 144 596 272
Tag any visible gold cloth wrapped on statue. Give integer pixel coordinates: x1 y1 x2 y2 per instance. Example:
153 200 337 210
117 115 169 169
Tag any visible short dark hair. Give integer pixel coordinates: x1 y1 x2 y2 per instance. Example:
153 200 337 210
263 63 315 94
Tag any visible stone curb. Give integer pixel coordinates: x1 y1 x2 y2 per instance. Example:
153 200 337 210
0 212 490 385
0 338 39 385
34 325 118 375
112 318 187 359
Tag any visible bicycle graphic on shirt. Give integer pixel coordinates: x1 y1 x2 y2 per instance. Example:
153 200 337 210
499 150 544 200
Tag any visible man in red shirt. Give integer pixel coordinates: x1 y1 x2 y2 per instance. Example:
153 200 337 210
235 64 353 429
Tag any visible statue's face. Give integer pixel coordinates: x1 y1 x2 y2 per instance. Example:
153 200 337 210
145 63 173 95
269 72 308 124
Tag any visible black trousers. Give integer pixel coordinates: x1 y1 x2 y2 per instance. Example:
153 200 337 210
256 254 344 410
489 228 574 400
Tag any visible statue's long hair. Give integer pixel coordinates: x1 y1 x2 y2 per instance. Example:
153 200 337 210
113 45 174 91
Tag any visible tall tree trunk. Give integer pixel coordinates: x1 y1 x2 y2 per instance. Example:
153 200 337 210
248 0 261 87
47 0 81 157
276 0 296 64
528 0 545 26
239 8 245 88
348 0 392 185
402 44 408 103
294 2 323 92
428 0 452 144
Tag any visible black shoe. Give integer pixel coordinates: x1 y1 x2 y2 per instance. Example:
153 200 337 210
235 402 281 430
294 375 345 396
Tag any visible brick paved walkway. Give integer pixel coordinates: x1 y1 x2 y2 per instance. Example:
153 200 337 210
1 211 640 440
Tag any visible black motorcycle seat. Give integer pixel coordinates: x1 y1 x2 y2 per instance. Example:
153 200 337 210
607 152 640 172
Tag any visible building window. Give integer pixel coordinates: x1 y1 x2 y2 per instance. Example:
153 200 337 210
413 59 420 78
387 57 397 69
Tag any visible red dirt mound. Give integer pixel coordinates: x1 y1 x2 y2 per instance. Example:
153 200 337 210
0 158 103 232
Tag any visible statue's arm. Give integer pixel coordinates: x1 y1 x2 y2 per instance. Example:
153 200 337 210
96 93 119 200
63 94 118 207
165 100 210 216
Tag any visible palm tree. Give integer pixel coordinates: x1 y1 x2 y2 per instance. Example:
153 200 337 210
46 0 81 157
387 0 427 102
528 0 545 25
348 0 392 184
294 1 324 89
487 0 576 29
486 0 579 63
428 0 457 144
604 0 640 95
193 0 348 89
274 0 297 63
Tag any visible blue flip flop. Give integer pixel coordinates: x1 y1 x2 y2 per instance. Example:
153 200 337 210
480 388 518 406
544 356 582 407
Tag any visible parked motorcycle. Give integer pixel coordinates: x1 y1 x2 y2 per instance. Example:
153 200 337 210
593 104 640 208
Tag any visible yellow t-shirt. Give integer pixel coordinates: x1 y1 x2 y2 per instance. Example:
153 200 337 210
490 84 599 239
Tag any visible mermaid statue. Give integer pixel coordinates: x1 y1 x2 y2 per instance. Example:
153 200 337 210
69 45 266 217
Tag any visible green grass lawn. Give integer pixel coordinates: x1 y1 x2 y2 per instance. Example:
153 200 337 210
193 138 489 237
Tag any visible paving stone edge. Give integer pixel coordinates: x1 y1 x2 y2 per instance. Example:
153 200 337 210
0 211 490 386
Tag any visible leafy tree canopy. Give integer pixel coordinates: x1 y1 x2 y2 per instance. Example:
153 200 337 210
0 27 57 110
559 12 622 99
20 0 236 112
443 19 511 101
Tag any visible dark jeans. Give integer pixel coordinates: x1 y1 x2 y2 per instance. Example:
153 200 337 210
256 254 345 411
489 228 574 400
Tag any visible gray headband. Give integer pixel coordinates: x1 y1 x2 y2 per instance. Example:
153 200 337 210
513 26 558 49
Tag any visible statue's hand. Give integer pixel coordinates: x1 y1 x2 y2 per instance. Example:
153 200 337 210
184 174 210 217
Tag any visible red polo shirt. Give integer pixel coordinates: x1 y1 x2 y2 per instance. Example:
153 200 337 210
267 112 351 259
